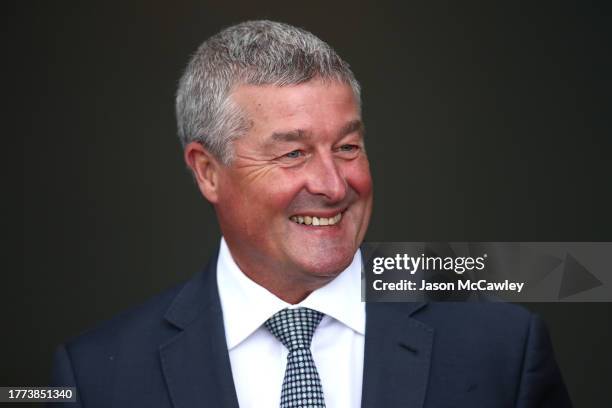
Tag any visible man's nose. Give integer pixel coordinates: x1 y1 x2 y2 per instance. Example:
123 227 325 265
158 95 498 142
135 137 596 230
304 154 348 203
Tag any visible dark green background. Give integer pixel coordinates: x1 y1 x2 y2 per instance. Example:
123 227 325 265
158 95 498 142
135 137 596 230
11 0 612 406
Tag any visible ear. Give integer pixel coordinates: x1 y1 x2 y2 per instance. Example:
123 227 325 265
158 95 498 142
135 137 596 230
184 142 222 203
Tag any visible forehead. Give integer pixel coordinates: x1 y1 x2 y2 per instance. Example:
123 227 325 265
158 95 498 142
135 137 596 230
230 80 361 140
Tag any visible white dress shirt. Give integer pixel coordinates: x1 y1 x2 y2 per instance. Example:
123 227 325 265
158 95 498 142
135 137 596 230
216 238 365 408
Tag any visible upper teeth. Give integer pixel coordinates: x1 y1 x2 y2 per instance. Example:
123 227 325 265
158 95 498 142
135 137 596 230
290 213 342 226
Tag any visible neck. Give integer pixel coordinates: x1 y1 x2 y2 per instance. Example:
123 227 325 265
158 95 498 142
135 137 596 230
221 237 349 304
243 272 334 304
225 249 338 305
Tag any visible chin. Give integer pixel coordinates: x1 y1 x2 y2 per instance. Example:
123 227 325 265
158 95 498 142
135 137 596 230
293 246 356 278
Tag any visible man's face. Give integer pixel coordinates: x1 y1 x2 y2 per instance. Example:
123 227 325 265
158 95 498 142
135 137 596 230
213 79 373 287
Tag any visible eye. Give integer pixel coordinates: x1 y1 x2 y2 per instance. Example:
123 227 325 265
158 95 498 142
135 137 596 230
284 150 304 159
339 144 358 152
337 144 361 155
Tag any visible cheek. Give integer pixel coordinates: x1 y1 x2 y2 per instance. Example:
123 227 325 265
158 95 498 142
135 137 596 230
241 172 306 216
345 159 373 198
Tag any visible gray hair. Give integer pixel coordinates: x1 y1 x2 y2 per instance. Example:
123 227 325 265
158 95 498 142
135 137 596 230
175 20 361 163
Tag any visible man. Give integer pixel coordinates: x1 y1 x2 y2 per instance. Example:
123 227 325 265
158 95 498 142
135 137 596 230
51 21 572 407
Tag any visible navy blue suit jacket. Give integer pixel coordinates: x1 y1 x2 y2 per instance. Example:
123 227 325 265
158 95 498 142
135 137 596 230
51 251 572 407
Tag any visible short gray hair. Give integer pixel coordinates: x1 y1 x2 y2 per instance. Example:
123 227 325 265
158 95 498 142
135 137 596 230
175 20 361 163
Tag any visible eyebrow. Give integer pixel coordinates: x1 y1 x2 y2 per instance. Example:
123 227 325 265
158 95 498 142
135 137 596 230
270 129 311 142
340 119 365 138
268 119 365 144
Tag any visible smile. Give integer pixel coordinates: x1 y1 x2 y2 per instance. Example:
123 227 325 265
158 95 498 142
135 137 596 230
289 212 343 226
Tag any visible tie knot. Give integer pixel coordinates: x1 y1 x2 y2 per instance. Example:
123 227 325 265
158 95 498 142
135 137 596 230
265 307 324 352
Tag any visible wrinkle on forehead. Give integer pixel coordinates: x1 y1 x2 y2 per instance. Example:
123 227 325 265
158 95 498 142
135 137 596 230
229 80 362 153
260 119 364 151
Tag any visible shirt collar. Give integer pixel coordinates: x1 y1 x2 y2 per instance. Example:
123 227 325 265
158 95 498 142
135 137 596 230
216 237 365 350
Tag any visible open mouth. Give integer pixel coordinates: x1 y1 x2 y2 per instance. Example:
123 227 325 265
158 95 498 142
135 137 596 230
289 212 343 226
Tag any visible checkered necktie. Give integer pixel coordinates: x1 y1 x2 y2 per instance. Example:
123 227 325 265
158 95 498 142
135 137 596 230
265 307 326 408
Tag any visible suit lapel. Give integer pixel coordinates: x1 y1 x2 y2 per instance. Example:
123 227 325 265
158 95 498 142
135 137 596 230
159 251 239 408
361 302 433 408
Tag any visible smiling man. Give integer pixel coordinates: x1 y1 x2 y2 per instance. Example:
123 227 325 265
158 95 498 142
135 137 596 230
185 79 372 304
51 20 572 408
176 23 372 407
